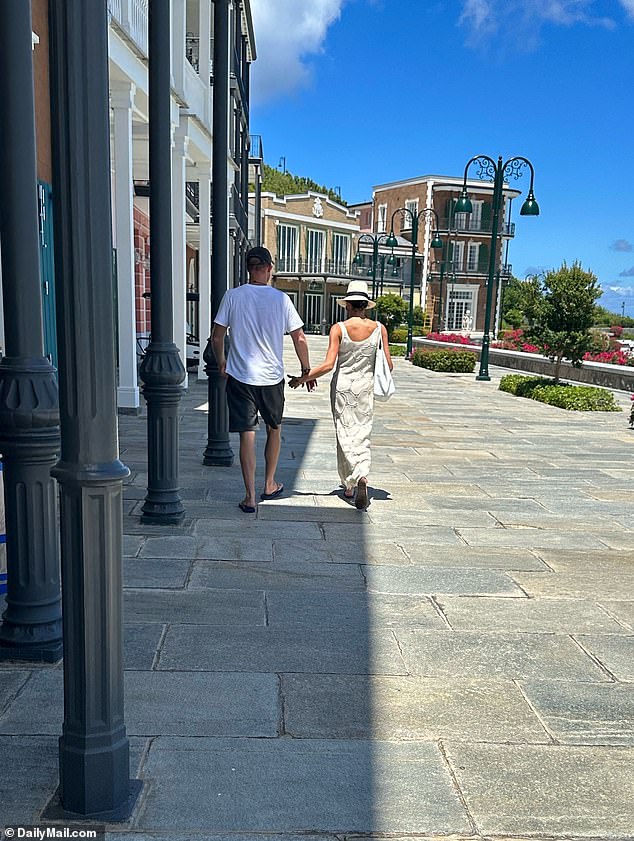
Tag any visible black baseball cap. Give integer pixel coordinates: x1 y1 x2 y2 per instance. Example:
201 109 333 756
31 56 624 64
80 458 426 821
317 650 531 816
246 246 273 266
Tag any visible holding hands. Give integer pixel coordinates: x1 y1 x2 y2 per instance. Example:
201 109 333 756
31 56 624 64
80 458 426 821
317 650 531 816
288 368 317 391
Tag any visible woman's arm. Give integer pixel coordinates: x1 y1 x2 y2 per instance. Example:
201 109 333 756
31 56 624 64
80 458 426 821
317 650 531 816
380 323 394 371
288 324 342 387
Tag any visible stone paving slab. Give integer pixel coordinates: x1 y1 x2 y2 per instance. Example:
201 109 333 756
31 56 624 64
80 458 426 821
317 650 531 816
124 622 165 670
124 589 266 625
193 516 323 540
272 538 411 566
136 737 471 833
265 592 446 629
519 680 634 745
575 634 634 680
188 559 366 592
456 526 609 550
511 570 634 600
435 596 626 634
367 508 497 528
363 566 523 597
323 523 463 545
443 742 634 837
600 600 634 629
0 669 279 737
534 548 634 572
0 670 30 716
399 544 547 570
282 674 549 743
124 558 191 589
157 625 407 675
395 630 609 681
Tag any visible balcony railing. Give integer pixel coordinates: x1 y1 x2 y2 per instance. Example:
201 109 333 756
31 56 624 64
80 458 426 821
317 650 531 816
437 217 516 237
275 257 354 276
107 0 148 56
249 135 263 161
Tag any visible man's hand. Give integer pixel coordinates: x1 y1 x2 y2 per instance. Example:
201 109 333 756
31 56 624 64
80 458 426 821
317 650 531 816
218 361 227 379
305 379 317 392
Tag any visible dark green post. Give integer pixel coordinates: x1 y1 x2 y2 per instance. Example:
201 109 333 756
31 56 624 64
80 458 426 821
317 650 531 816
477 157 504 381
406 216 417 356
437 262 445 332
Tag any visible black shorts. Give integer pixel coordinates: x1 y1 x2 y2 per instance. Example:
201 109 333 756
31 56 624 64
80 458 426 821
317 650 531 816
226 376 285 432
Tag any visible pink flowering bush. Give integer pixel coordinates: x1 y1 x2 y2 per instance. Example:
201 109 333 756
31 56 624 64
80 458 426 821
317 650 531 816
583 349 634 366
610 325 624 338
425 332 473 345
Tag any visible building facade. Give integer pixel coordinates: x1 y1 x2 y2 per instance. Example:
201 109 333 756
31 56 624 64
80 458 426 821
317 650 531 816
372 174 520 334
259 192 362 331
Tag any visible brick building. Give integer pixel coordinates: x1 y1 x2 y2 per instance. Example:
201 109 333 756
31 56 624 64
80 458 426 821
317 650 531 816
372 174 521 333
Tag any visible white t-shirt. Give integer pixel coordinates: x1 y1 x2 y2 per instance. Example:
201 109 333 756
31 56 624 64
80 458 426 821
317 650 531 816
214 284 304 386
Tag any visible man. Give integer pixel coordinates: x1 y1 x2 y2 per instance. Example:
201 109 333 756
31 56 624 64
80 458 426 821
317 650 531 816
211 246 315 513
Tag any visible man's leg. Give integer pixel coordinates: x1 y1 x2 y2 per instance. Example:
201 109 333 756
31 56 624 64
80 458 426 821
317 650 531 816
263 424 282 496
239 430 257 508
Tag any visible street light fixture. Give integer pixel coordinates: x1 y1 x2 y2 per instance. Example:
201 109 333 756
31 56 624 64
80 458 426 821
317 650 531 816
457 155 539 381
352 232 393 298
385 208 443 356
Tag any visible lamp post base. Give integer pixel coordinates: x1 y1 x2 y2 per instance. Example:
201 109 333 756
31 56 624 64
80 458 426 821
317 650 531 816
476 373 491 382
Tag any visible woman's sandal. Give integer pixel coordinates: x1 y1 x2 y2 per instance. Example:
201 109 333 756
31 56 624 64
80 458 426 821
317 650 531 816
355 478 368 510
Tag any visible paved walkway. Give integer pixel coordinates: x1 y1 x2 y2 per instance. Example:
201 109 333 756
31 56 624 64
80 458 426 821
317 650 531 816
1 336 633 838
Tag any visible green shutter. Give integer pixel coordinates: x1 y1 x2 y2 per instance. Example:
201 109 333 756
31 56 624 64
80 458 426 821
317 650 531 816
481 202 492 231
479 242 489 273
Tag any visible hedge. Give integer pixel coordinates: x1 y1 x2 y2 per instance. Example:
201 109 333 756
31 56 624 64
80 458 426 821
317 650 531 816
411 348 476 373
499 374 621 412
389 344 407 357
390 325 424 344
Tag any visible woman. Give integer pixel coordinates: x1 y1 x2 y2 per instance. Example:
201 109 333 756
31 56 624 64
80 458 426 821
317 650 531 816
289 280 393 509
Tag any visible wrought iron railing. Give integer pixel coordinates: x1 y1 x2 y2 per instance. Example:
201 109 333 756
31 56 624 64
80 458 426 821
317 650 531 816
436 217 515 237
249 134 263 160
275 257 355 275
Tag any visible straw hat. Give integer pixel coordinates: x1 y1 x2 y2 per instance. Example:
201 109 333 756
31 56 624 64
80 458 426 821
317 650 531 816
337 279 376 309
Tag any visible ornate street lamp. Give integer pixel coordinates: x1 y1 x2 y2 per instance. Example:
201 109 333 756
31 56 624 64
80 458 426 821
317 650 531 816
352 233 393 298
385 209 443 356
456 155 540 380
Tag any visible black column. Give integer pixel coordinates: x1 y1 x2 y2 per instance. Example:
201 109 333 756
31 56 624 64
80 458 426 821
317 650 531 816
203 0 234 467
47 0 141 819
139 0 187 521
0 0 62 663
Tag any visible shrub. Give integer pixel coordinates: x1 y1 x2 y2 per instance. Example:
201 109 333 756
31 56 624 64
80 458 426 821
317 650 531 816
583 349 634 366
411 348 476 373
499 374 621 412
390 327 408 343
611 325 624 338
389 344 407 357
425 332 473 345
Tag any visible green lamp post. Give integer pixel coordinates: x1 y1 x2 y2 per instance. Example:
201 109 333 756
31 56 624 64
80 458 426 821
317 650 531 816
456 155 539 381
386 208 443 356
352 232 393 297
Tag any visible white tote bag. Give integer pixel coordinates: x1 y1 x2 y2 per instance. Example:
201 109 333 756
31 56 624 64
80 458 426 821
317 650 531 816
374 331 395 401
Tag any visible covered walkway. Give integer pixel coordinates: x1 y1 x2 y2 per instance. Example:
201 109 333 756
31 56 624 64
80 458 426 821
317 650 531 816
1 337 633 837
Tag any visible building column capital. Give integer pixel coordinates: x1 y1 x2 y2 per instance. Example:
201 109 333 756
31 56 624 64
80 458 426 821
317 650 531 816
109 80 136 111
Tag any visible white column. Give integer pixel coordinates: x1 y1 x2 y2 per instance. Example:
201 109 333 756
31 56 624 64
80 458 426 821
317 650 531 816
172 0 186 97
172 122 188 385
198 172 211 380
199 0 211 85
110 81 140 411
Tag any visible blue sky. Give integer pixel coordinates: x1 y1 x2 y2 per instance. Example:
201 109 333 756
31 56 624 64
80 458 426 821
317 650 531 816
249 0 634 316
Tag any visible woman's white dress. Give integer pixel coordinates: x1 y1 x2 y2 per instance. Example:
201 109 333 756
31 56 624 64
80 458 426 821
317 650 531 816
330 321 381 490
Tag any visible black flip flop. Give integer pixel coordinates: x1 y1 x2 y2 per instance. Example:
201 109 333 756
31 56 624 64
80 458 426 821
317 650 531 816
260 484 284 501
238 502 256 514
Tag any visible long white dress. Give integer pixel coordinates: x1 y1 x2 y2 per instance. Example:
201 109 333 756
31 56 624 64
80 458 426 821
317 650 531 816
330 321 381 490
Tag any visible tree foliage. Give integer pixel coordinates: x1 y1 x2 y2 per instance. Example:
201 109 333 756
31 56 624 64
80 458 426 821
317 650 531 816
261 164 346 205
375 294 408 338
529 261 601 382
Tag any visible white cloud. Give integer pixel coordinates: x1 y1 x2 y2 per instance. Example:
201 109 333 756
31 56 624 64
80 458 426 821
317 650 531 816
619 0 634 17
607 285 634 294
250 0 346 103
459 0 616 47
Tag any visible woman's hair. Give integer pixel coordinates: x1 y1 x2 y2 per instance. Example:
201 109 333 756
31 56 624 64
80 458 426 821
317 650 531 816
349 300 367 311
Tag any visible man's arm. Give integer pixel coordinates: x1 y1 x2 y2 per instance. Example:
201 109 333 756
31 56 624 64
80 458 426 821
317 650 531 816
211 323 228 377
289 327 316 391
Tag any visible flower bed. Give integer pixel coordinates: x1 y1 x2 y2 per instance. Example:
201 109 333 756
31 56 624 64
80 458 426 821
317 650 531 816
499 374 621 412
425 331 473 345
583 349 634 366
411 348 476 373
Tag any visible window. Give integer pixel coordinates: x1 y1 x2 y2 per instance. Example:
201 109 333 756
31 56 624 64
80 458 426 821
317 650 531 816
277 224 298 272
377 204 387 233
306 229 325 272
450 241 465 271
332 233 350 274
469 200 483 231
445 286 477 331
467 243 480 272
454 210 468 230
330 295 344 324
304 292 323 329
402 199 419 230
